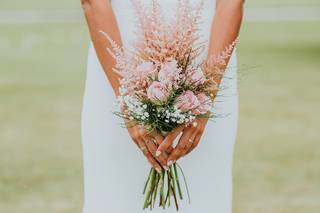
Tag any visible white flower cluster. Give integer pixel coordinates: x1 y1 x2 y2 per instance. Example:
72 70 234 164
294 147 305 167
158 106 196 124
119 95 150 121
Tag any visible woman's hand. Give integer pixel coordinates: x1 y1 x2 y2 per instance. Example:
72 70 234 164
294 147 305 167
125 121 172 173
155 117 209 166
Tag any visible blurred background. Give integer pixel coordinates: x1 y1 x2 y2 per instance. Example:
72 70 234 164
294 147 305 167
0 0 319 212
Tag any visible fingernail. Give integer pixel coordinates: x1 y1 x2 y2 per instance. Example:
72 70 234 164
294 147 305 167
155 150 161 157
163 166 168 171
167 160 173 167
156 168 161 173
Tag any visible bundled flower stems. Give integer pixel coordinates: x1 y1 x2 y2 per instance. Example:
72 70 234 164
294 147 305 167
100 0 238 210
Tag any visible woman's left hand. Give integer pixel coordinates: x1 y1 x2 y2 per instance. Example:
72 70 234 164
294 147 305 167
156 117 209 167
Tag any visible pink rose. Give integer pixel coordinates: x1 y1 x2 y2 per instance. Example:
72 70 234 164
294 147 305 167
136 61 157 78
193 93 212 115
147 81 170 103
158 60 180 86
174 90 200 112
186 67 205 86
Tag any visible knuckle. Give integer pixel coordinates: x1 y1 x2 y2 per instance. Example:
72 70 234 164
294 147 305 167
132 132 140 139
138 128 146 136
197 128 204 134
162 143 169 149
177 146 184 151
158 156 165 162
158 159 166 165
137 130 143 137
163 143 170 150
171 152 179 158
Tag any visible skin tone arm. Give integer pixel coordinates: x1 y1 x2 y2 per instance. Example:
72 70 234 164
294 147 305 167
81 0 169 172
81 0 122 94
156 0 244 167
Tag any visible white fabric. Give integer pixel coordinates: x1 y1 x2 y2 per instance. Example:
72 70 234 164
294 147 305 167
82 0 238 212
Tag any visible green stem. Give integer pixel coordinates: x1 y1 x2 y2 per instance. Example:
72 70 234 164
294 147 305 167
169 166 177 195
152 173 160 208
177 163 191 204
169 165 179 211
159 170 165 207
166 170 171 207
170 182 179 211
173 163 183 200
150 172 159 210
143 168 157 209
143 168 153 194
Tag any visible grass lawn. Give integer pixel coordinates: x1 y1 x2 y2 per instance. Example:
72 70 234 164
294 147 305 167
0 22 87 212
0 4 319 213
234 21 320 213
248 0 320 7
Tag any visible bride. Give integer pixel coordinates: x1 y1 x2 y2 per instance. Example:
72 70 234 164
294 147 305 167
81 0 243 212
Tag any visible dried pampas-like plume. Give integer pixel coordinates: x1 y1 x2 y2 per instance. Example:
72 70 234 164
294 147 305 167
201 38 239 100
131 0 205 66
131 0 170 65
173 0 205 64
99 30 138 77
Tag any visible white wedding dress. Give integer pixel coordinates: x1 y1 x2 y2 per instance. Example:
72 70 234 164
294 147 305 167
82 0 238 212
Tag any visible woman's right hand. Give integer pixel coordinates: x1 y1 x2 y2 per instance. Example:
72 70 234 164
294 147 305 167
125 121 171 173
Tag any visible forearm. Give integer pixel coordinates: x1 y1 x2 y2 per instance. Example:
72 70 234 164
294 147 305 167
81 0 122 96
208 0 244 65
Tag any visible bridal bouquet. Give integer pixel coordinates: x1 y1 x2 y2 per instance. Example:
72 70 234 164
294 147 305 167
101 0 237 210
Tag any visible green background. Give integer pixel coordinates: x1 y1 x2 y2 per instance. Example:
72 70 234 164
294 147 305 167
1 1 319 212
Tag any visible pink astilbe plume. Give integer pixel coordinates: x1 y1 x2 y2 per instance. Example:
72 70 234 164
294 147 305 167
172 0 205 65
100 0 238 102
131 0 205 67
201 38 238 100
99 31 148 96
131 0 172 65
99 30 139 77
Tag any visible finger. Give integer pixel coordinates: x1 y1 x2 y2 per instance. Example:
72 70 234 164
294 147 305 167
184 120 205 156
156 125 185 157
143 136 168 168
149 131 173 156
160 146 174 160
149 131 164 146
137 140 161 173
167 146 174 154
181 130 197 157
167 127 195 166
185 133 202 156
